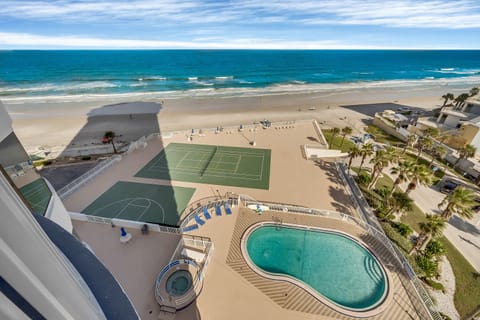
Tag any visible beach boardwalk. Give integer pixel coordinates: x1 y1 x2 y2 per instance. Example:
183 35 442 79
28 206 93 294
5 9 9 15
135 143 271 190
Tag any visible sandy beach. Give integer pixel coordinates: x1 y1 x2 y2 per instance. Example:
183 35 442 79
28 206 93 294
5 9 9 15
2 84 468 156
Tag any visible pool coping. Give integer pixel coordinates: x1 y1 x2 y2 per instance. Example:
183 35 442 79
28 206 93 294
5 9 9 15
240 221 392 319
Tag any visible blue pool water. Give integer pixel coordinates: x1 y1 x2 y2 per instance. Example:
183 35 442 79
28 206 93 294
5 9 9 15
246 225 387 310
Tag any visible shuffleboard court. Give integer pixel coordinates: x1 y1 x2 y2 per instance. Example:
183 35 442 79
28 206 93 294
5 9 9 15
82 181 195 226
135 143 271 189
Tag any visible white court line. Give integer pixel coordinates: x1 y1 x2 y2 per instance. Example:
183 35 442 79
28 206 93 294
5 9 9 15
233 155 242 174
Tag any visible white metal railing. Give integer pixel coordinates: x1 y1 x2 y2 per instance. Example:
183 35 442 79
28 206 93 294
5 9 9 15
335 163 443 320
238 193 440 320
69 212 181 234
313 119 329 148
180 196 238 227
58 155 122 199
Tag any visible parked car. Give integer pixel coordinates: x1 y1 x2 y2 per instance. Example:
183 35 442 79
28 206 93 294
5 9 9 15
440 179 459 194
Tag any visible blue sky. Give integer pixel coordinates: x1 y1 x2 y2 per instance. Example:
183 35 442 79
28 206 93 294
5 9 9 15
0 0 479 49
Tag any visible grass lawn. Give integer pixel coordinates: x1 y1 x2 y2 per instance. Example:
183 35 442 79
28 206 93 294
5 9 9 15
365 125 404 146
440 237 480 319
375 176 480 318
322 129 355 153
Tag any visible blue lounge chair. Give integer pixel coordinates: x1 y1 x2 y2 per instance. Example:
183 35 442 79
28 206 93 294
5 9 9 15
224 203 232 215
182 224 199 232
202 207 211 220
194 215 205 225
215 204 222 216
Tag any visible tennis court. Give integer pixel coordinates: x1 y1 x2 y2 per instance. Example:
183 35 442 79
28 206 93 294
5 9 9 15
19 178 52 216
135 143 271 189
82 181 196 226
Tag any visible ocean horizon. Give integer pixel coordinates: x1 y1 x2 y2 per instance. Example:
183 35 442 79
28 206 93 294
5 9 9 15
1 50 479 103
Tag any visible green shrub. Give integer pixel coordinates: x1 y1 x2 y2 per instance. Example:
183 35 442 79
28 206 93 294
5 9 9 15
381 222 413 252
394 222 413 238
424 239 445 258
425 278 445 292
415 254 438 279
356 171 372 186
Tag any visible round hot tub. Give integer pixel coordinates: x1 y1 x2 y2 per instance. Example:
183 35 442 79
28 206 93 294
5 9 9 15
166 270 193 297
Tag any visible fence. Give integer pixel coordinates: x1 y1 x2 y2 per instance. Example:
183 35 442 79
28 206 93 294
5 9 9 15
336 163 443 320
180 196 238 227
237 193 442 320
312 119 329 148
57 155 122 199
69 211 181 234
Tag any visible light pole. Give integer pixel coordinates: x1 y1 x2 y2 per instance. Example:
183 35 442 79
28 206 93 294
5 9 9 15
251 121 258 146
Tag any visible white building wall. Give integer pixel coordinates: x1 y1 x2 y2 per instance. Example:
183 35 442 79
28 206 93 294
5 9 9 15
0 101 13 142
0 172 106 320
44 179 73 233
469 130 480 155
443 115 462 128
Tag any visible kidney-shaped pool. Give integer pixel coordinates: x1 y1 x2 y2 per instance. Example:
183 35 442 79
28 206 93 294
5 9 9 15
244 224 388 312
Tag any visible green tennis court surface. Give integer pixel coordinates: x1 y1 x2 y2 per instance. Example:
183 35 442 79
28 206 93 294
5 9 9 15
135 143 271 189
20 178 52 216
82 181 195 226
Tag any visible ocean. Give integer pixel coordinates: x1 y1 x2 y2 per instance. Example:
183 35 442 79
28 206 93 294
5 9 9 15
0 50 479 102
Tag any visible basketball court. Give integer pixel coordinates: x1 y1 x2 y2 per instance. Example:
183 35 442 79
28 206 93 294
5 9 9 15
81 181 196 226
135 143 271 189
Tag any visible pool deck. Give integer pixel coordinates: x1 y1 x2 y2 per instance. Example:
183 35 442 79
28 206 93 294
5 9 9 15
63 120 355 217
175 207 431 320
65 120 430 320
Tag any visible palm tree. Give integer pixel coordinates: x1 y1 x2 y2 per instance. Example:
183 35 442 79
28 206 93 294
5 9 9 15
358 143 374 172
454 144 476 168
469 87 479 97
454 93 470 110
415 136 433 163
329 127 341 149
429 144 446 169
420 214 446 239
347 145 361 170
390 159 416 194
439 186 476 220
441 93 455 107
405 164 433 194
402 134 416 154
414 214 446 252
368 147 396 189
103 131 117 154
340 126 353 148
387 191 413 217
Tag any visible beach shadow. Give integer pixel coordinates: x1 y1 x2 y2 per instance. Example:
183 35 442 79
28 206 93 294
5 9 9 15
57 101 163 159
314 161 343 185
449 215 480 236
307 136 319 142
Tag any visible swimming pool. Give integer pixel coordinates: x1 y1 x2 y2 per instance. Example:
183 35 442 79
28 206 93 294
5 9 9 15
244 224 388 312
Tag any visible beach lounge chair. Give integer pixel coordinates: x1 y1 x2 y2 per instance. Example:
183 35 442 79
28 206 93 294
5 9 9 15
182 224 199 232
215 204 222 216
194 215 205 226
202 207 211 220
224 203 232 215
